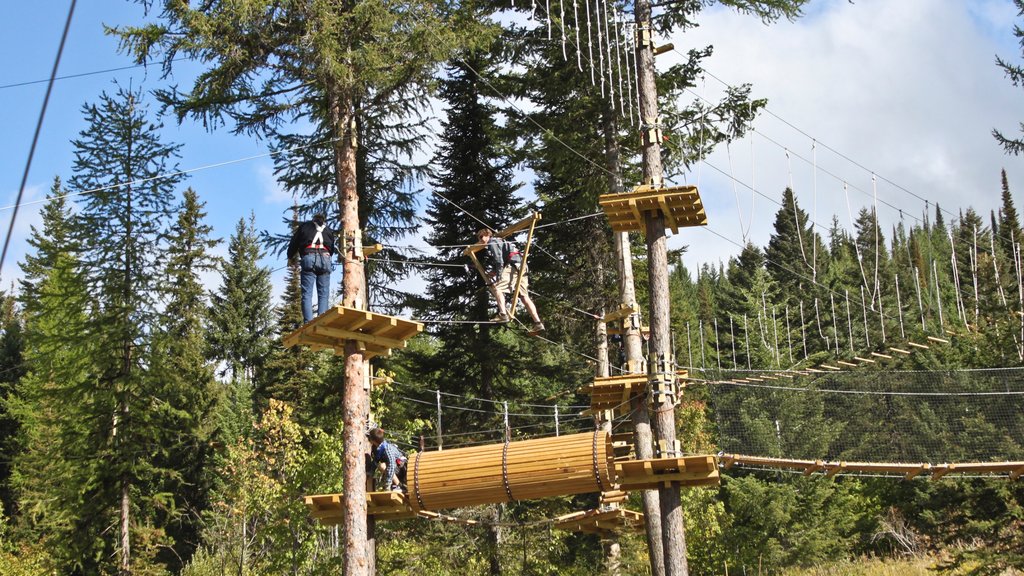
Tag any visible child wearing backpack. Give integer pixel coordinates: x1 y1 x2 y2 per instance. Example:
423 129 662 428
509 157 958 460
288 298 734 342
476 228 545 334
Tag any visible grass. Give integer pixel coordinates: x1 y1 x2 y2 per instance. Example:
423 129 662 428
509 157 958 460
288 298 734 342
779 557 936 576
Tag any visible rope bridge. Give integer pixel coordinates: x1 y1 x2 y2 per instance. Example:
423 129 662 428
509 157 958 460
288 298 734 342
704 367 1024 478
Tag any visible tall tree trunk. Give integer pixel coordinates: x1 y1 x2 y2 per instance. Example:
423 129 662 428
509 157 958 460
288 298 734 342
487 505 502 575
331 84 371 576
604 103 664 576
634 1 687 573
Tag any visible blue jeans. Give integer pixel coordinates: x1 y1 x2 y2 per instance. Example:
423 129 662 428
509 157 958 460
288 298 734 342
300 252 333 322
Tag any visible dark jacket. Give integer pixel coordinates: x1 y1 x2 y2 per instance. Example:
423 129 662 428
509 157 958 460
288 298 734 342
480 237 522 275
287 220 336 260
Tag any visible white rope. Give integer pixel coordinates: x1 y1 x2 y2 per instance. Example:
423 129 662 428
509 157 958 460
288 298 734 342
574 0 582 72
585 0 594 84
595 0 604 96
895 273 906 339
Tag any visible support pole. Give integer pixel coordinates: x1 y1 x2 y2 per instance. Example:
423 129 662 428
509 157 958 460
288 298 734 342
604 101 663 574
634 1 687 572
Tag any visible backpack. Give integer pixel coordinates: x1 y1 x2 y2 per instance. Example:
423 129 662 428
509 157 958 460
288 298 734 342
502 239 523 266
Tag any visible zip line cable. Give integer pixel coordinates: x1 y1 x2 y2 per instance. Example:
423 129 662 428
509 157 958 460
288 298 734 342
0 0 77 280
0 57 189 91
0 136 341 213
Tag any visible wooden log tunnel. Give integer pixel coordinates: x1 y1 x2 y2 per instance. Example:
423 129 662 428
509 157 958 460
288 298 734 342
408 430 615 511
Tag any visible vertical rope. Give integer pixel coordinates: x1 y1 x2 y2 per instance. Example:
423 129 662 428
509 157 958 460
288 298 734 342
602 0 613 105
595 0 605 96
554 405 560 436
799 300 808 359
574 0 583 72
895 274 906 339
631 24 641 123
972 224 980 326
814 297 825 347
730 315 737 368
623 23 635 123
948 230 968 328
544 0 550 37
699 319 706 370
714 318 721 370
830 294 840 355
560 0 567 59
785 305 794 364
613 10 624 113
992 228 1008 306
585 0 594 85
686 321 693 369
436 389 443 451
845 290 854 355
772 306 780 368
744 314 751 370
860 285 870 348
811 140 818 282
913 266 926 331
871 174 880 304
785 149 810 270
934 260 945 332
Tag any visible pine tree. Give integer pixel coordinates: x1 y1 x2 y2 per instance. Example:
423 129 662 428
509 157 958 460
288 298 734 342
209 215 274 387
148 188 220 569
0 292 24 519
998 169 1022 258
66 86 183 574
10 182 96 571
994 0 1024 155
417 51 545 424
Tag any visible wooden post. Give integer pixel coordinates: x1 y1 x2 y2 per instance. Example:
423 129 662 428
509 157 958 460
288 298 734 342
603 103 663 575
634 0 688 573
331 84 371 576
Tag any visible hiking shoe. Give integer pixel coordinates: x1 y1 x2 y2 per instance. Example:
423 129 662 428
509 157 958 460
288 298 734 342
530 322 545 334
490 313 510 323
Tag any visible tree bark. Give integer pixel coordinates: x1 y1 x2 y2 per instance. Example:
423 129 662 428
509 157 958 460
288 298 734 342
634 0 687 573
604 101 664 576
331 83 371 576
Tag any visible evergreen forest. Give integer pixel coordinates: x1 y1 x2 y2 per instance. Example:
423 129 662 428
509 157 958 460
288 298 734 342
1 1 1023 575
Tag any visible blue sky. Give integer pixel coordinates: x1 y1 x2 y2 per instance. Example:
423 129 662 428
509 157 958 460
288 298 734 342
2 0 1022 304
1 1 291 293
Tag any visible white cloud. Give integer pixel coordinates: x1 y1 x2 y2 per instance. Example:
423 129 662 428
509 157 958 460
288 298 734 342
661 0 1024 272
258 163 293 205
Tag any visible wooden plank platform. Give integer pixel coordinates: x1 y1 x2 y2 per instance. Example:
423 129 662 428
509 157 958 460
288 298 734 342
615 455 720 490
304 491 415 525
599 184 707 234
720 454 1024 480
581 371 689 416
553 507 645 535
282 305 423 359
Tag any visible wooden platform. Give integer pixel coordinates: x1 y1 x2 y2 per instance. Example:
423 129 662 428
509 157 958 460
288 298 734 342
282 305 423 359
553 507 645 535
304 491 416 525
582 371 689 416
599 184 707 234
615 455 720 490
720 454 1024 481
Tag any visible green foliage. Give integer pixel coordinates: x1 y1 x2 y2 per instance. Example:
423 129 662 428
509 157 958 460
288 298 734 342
994 0 1024 155
210 215 274 385
190 399 343 575
719 475 877 571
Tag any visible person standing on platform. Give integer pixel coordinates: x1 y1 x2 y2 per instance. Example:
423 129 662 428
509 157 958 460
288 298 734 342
476 228 544 334
287 213 336 323
367 427 408 492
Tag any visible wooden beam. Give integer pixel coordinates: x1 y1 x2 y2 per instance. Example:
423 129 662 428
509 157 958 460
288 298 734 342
314 325 406 350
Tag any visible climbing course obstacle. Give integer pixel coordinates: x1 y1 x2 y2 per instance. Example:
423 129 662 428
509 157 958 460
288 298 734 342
464 212 541 320
598 183 707 234
282 305 423 358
